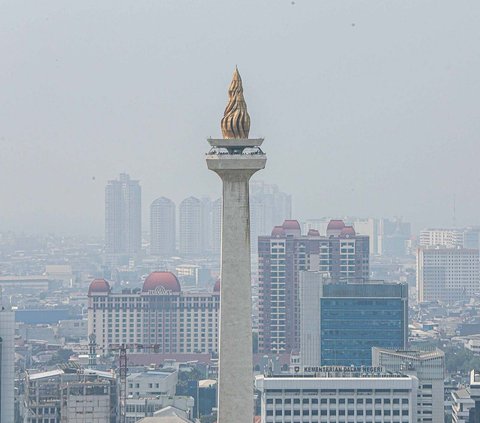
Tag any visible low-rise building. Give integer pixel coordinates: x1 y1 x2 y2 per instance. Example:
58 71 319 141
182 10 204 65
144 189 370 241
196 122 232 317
255 370 418 423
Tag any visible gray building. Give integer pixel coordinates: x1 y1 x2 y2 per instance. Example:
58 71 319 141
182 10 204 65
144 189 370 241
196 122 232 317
105 173 142 264
372 348 445 423
178 196 202 257
150 197 176 256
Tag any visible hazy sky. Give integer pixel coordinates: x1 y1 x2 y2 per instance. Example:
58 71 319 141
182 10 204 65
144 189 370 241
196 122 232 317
1 0 480 235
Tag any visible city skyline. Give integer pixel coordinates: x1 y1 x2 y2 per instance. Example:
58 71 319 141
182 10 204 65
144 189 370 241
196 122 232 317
2 1 480 234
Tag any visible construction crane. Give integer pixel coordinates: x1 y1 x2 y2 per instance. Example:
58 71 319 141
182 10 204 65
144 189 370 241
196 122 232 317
79 338 161 423
107 343 161 423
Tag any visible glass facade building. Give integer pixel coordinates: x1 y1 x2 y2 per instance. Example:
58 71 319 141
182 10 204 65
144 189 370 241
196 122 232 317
320 283 408 366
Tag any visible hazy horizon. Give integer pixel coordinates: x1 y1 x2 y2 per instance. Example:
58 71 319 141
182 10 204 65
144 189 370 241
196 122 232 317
2 0 480 235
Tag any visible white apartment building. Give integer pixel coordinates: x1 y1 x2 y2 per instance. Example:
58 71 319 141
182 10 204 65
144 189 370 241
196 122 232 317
255 372 418 423
88 272 219 354
150 197 176 256
416 246 480 303
0 308 14 423
419 228 480 250
179 196 202 256
127 371 178 398
372 348 445 423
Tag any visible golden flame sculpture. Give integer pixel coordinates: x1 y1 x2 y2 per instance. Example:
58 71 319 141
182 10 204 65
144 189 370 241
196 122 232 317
221 67 251 139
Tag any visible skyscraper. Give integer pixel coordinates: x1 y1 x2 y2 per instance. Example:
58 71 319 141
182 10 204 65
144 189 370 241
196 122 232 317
258 219 369 354
206 68 266 423
0 308 15 422
419 227 480 249
105 173 142 263
179 196 202 256
417 246 480 303
250 181 292 254
150 197 176 256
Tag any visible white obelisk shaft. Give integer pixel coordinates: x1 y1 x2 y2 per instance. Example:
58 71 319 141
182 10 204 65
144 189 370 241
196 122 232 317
207 145 266 423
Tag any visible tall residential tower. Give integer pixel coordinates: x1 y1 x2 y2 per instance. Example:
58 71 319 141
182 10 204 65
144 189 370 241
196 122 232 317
206 68 266 423
150 197 176 256
105 173 142 264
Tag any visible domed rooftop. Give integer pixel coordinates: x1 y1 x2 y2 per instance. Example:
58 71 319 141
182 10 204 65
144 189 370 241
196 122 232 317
327 219 345 230
88 278 110 295
142 271 181 293
214 278 220 292
307 229 320 237
271 226 286 237
282 220 301 230
340 226 356 238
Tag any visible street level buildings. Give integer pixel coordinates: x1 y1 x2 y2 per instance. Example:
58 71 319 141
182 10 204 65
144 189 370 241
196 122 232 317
300 272 407 367
88 272 219 354
416 246 480 303
255 372 418 423
23 368 117 423
372 348 445 423
105 173 142 264
150 197 176 256
258 219 369 354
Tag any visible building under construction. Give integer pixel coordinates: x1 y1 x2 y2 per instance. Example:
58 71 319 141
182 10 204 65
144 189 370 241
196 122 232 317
23 367 117 423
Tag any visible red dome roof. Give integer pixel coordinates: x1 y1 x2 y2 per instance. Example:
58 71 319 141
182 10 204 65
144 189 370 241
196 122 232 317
307 229 320 236
327 219 345 230
271 226 286 237
88 278 110 295
282 220 301 230
340 226 356 237
142 272 181 293
214 279 220 292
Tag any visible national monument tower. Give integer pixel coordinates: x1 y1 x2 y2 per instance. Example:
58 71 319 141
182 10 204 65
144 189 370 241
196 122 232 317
206 68 266 423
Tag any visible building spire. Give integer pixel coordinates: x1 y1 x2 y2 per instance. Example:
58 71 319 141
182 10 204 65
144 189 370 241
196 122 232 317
221 67 251 139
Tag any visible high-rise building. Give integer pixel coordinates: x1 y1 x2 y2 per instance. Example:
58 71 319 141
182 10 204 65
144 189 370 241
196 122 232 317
417 246 480 303
179 196 202 256
377 217 411 256
372 348 445 423
300 272 407 366
250 181 292 254
0 308 14 423
105 173 142 263
258 219 369 354
255 372 419 423
150 197 176 256
88 273 219 354
420 227 480 249
206 67 266 423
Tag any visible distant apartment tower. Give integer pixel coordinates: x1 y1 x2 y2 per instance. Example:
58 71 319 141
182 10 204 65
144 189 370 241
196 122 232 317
420 228 480 249
179 196 202 256
150 197 176 256
105 173 142 262
258 219 369 354
300 273 407 366
0 309 14 423
373 348 445 423
417 246 480 303
250 181 292 254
